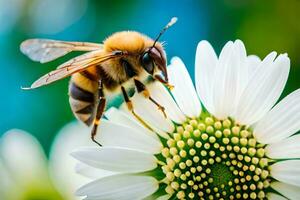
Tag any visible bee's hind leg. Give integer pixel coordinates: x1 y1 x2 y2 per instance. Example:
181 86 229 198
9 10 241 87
91 80 106 147
133 79 167 118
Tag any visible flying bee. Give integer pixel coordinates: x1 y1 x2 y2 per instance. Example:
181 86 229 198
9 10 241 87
20 17 177 146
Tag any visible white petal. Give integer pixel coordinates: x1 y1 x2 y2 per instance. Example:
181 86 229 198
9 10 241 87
144 194 171 200
72 147 157 173
105 107 159 140
95 120 162 154
169 57 202 118
268 193 288 200
75 162 115 180
234 55 261 103
246 55 261 78
271 182 300 200
271 160 300 187
234 40 248 96
241 55 261 102
77 175 158 200
119 103 171 139
49 122 95 200
212 41 234 118
235 52 290 125
156 194 171 200
254 89 300 144
0 129 50 187
195 40 218 114
147 81 187 123
128 92 175 133
266 134 300 159
0 160 21 200
213 40 248 119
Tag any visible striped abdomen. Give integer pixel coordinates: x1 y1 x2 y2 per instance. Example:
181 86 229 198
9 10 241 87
69 72 98 126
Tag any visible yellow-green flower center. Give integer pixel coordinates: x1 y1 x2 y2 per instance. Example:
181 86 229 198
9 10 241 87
156 116 271 200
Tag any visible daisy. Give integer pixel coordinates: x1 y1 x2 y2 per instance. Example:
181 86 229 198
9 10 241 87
0 129 63 200
72 40 300 200
0 122 94 200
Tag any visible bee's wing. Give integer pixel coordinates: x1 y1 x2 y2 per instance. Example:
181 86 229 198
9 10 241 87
23 50 119 90
20 39 103 63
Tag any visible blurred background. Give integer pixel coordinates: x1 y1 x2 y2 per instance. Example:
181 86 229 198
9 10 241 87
1 0 300 158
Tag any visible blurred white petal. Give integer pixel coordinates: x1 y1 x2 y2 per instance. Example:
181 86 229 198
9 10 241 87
0 129 50 187
49 122 95 200
0 160 22 200
29 0 87 34
0 0 24 35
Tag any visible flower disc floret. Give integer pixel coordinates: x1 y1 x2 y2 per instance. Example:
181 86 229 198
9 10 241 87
157 116 270 199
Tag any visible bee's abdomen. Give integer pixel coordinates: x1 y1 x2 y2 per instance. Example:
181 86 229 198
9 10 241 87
69 73 98 126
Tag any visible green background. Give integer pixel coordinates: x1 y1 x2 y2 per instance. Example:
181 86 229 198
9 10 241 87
1 0 299 153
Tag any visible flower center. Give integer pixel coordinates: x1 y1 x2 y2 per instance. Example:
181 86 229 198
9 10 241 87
156 116 271 200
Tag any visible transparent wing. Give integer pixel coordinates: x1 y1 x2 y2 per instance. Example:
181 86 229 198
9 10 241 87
20 39 103 63
23 50 120 89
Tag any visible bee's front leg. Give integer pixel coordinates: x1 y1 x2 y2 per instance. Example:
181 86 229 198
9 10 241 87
154 74 174 90
91 80 106 147
133 79 167 118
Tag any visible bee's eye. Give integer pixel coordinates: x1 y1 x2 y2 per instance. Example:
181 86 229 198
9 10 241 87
141 52 154 74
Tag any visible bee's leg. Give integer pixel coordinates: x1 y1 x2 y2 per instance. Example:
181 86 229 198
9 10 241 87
91 80 106 147
154 74 174 90
134 79 167 118
121 86 153 131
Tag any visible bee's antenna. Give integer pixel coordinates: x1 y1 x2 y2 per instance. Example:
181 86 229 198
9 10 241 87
151 17 177 49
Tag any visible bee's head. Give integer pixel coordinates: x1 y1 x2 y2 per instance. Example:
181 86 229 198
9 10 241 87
140 46 168 82
140 17 177 84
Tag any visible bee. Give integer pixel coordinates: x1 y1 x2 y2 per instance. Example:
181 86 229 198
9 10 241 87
20 17 177 146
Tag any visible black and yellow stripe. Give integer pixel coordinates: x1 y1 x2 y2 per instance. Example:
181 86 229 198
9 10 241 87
68 72 98 126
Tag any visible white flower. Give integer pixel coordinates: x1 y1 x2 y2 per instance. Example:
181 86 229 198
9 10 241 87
72 40 300 200
0 129 61 200
49 122 97 199
0 122 93 200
